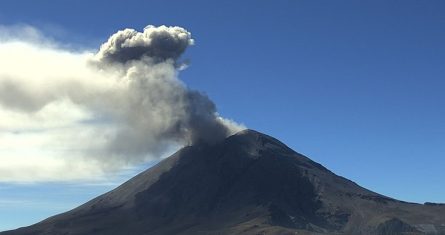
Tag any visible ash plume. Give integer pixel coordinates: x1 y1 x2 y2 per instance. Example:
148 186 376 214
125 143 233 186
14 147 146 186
90 25 239 157
0 25 244 181
95 25 194 64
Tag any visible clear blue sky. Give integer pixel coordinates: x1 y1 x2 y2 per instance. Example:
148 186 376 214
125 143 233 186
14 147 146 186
1 0 444 231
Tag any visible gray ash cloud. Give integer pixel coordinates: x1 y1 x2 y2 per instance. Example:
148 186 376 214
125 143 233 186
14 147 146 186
0 25 244 170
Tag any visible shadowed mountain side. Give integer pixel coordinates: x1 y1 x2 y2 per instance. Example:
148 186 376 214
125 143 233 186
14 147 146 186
2 130 445 235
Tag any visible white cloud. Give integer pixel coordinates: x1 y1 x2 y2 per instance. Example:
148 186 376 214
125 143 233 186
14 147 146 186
0 35 115 183
0 25 245 183
0 100 108 183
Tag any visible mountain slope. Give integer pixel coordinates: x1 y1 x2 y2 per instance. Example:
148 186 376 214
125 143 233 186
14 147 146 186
2 129 445 235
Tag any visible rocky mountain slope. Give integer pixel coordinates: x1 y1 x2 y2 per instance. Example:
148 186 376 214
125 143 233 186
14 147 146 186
2 129 444 235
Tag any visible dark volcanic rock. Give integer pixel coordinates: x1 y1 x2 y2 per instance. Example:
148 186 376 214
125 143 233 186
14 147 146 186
1 129 445 235
375 218 418 235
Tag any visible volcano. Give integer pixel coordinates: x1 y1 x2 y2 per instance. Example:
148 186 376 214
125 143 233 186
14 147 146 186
2 130 445 235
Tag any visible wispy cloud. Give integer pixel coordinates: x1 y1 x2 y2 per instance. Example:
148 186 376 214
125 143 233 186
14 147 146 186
0 198 73 210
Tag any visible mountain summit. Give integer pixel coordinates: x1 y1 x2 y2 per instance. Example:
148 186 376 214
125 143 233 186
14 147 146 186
2 130 445 235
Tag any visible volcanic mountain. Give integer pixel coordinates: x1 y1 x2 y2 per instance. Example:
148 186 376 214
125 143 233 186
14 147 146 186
2 130 445 235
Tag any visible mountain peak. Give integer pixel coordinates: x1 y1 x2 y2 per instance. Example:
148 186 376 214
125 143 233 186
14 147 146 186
231 129 279 142
227 129 293 155
233 128 263 137
3 130 445 235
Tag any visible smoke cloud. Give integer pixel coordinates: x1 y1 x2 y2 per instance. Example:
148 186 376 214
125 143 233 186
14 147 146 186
0 25 244 182
95 25 194 64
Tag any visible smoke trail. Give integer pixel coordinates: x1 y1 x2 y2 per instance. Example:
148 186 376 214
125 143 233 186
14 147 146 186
89 25 241 157
0 25 244 182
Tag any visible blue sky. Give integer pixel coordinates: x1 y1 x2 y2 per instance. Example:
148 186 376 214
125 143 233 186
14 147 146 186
1 0 444 231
